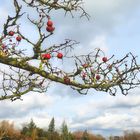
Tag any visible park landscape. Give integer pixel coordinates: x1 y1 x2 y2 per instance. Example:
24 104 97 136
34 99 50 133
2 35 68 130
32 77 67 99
0 0 140 140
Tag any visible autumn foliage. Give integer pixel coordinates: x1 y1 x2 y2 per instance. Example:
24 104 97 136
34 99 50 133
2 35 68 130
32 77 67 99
0 119 140 140
0 120 21 140
0 119 105 140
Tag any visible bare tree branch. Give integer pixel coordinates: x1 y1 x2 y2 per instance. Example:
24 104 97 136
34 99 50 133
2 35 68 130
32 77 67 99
0 0 140 101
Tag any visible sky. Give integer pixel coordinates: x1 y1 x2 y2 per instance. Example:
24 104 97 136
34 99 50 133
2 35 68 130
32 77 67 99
0 0 140 137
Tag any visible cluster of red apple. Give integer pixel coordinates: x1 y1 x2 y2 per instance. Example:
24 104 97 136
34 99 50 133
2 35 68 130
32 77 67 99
46 19 55 33
8 31 22 42
81 56 108 81
41 52 63 59
62 56 108 85
82 71 101 80
0 31 22 55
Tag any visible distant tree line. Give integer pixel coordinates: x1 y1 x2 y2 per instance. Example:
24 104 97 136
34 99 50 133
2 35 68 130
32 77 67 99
0 118 139 140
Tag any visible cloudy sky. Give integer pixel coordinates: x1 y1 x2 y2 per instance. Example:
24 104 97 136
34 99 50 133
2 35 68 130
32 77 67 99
0 0 140 137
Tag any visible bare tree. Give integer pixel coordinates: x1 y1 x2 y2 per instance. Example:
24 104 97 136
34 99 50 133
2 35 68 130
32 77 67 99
0 0 140 101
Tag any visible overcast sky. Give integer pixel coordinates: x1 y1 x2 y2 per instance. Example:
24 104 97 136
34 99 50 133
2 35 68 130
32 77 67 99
0 0 140 137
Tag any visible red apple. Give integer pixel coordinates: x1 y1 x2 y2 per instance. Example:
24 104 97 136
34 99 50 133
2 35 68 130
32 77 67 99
42 53 51 59
57 53 63 59
8 31 15 36
102 57 108 63
82 64 88 68
96 75 101 80
108 64 112 70
16 36 21 42
46 26 55 32
1 44 6 49
47 20 53 26
82 73 86 79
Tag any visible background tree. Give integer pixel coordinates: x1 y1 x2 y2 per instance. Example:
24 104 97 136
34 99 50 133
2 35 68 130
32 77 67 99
123 130 140 140
47 117 58 140
21 119 37 138
0 120 21 140
61 121 72 140
48 117 55 134
73 131 84 140
69 132 74 140
82 130 89 140
0 0 140 101
37 127 47 139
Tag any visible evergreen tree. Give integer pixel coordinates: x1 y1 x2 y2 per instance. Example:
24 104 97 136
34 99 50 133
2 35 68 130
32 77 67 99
82 130 89 140
28 119 36 132
61 121 68 140
47 117 55 140
69 132 74 140
21 119 37 137
37 128 47 138
48 117 55 133
61 121 71 140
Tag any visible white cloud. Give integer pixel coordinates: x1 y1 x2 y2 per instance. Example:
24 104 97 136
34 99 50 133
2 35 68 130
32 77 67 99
89 35 109 53
69 90 140 135
0 7 8 22
0 92 55 118
85 113 131 129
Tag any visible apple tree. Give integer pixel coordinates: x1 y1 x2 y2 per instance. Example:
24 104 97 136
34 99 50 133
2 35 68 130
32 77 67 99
0 0 140 101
